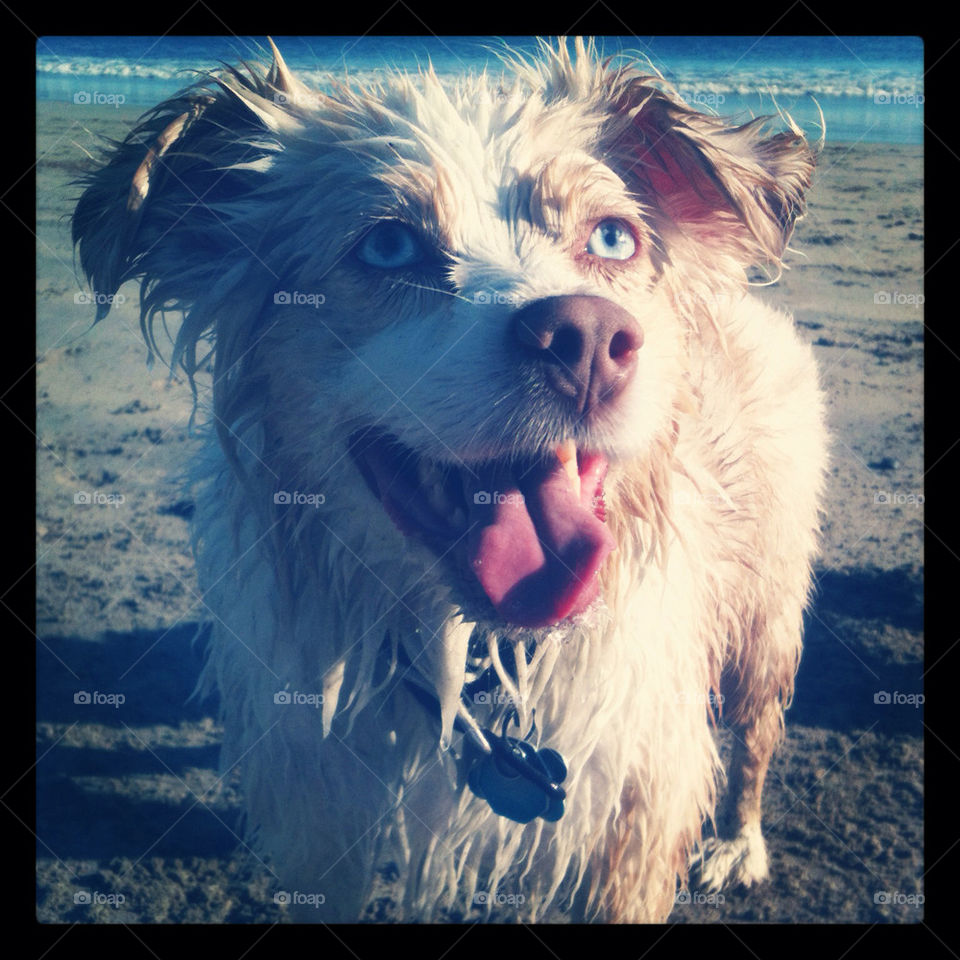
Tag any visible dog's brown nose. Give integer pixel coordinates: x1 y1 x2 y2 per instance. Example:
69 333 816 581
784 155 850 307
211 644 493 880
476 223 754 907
513 296 643 414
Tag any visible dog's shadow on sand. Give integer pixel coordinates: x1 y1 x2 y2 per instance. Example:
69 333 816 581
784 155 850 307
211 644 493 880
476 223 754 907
793 565 923 736
36 622 244 861
37 565 922 863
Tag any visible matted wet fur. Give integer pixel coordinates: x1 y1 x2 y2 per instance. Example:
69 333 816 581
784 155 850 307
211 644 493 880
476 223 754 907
73 38 827 922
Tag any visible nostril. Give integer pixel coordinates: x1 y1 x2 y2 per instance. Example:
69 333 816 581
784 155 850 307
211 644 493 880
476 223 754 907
609 327 643 362
549 326 584 366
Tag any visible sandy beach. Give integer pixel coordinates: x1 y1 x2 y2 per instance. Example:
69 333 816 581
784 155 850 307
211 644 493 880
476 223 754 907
36 98 923 923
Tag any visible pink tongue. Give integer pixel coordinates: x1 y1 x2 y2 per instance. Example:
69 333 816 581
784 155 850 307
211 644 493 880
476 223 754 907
464 455 615 627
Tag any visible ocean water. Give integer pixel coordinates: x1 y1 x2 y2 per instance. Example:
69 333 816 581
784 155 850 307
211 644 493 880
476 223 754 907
36 36 923 145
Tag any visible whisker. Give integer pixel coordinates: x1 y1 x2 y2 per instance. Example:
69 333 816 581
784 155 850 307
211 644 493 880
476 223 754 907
389 276 473 304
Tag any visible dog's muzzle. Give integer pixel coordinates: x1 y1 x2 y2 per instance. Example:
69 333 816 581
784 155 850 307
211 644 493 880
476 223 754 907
350 296 643 628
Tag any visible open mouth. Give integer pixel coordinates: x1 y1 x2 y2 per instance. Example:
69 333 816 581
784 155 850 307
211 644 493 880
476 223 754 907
350 431 616 628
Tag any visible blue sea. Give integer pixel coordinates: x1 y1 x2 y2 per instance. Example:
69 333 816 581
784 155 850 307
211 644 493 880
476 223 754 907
36 36 923 145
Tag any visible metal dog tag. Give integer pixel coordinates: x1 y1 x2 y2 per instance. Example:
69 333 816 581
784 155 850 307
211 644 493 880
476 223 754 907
466 726 567 824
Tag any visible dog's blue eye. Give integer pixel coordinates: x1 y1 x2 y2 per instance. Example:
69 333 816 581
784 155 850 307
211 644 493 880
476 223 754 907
585 220 636 260
356 222 424 268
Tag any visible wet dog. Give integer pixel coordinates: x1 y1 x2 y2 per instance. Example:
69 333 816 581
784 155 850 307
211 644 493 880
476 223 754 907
73 38 826 921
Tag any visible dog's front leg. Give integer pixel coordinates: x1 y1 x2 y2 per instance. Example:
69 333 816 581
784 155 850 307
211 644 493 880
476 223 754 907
242 721 388 922
695 697 782 891
694 602 803 893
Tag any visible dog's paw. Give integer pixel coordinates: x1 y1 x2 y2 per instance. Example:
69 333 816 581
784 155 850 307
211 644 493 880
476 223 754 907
690 828 769 893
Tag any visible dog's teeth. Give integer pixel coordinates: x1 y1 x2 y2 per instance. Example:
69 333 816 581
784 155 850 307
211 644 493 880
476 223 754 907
449 506 467 529
418 458 453 518
556 439 580 498
417 457 443 486
426 481 452 517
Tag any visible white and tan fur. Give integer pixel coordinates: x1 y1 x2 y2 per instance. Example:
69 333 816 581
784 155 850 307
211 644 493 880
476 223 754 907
73 38 827 922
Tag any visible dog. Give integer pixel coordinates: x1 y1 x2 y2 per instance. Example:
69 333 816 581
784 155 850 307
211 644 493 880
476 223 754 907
72 37 826 922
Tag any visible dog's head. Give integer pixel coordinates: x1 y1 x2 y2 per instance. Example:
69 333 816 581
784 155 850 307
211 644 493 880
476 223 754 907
74 38 816 632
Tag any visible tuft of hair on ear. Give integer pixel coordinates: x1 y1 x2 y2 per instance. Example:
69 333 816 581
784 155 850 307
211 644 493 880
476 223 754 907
602 72 819 273
70 39 319 375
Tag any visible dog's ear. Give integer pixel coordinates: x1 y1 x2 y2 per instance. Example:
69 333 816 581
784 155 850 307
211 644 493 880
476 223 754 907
72 39 316 331
604 77 818 268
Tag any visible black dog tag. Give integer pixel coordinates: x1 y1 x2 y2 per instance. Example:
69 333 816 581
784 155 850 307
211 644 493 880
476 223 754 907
466 724 567 824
